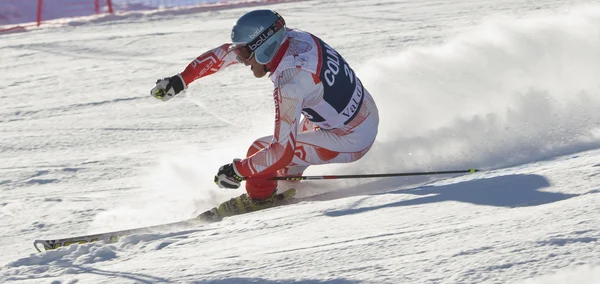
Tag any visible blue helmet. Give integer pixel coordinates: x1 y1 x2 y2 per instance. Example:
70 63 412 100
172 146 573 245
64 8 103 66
231 10 287 64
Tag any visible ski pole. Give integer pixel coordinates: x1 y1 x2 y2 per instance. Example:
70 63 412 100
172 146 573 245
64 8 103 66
261 168 479 181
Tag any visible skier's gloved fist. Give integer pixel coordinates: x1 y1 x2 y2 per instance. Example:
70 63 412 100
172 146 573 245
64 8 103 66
214 160 244 189
151 74 186 101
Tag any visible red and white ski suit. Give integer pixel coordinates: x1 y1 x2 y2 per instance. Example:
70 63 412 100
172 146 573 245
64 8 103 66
180 29 379 200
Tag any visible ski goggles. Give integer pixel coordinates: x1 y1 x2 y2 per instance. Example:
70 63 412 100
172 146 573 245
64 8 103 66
230 13 286 64
231 45 254 63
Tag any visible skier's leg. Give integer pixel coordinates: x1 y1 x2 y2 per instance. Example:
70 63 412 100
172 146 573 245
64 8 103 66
208 121 377 221
289 91 379 167
246 101 379 183
205 131 296 220
277 117 315 178
243 140 279 201
213 92 378 219
289 105 379 167
242 117 317 199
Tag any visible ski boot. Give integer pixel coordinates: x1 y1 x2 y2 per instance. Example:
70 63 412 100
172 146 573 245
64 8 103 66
197 188 296 222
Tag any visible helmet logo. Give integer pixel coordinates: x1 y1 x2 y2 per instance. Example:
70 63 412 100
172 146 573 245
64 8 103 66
249 26 265 40
248 28 275 51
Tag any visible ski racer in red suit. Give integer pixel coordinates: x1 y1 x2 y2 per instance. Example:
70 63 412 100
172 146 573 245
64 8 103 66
151 10 379 219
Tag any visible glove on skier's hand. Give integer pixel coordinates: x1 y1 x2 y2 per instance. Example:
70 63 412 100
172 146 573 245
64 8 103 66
151 74 185 101
214 160 244 189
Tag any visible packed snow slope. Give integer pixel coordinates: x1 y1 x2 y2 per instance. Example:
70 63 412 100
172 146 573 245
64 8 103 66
1 0 599 283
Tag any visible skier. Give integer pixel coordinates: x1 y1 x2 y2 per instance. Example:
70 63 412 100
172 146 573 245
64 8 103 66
151 10 379 220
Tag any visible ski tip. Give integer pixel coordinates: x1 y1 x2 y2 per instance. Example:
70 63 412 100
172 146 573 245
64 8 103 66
469 168 478 173
33 240 47 253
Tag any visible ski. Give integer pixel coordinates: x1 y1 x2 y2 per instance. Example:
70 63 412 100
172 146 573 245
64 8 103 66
34 188 297 252
33 218 207 252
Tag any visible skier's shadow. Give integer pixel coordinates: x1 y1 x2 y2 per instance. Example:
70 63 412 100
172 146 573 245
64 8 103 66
325 174 578 217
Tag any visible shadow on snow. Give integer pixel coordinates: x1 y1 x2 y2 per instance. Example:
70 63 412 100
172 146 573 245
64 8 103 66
4 265 171 283
324 174 578 217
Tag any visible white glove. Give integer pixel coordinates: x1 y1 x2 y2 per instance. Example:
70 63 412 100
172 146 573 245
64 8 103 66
151 74 186 101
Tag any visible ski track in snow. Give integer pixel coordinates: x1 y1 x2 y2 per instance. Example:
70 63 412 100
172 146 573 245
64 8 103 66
1 0 600 283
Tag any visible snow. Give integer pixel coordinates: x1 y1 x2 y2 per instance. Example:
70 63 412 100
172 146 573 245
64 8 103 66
1 0 600 283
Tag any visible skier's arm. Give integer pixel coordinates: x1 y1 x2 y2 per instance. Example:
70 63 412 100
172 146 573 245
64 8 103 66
233 69 309 177
151 44 238 101
180 43 239 86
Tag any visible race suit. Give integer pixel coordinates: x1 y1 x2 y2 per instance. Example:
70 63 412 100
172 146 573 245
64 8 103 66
180 29 379 200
